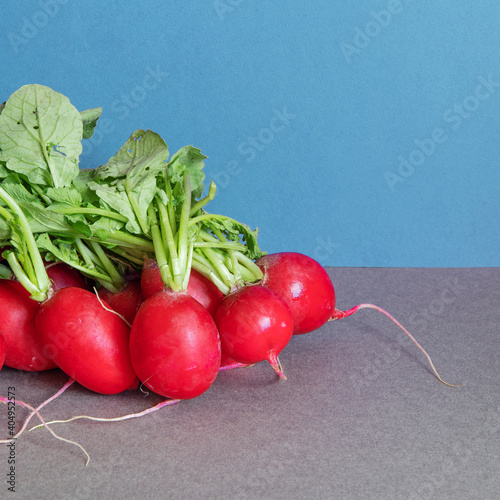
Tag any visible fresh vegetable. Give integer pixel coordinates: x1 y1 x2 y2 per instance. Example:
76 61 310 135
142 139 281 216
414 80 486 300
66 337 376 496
130 290 221 399
0 83 462 466
0 279 56 371
98 278 143 325
257 252 335 334
141 258 224 317
46 262 88 291
215 285 294 379
36 287 138 395
0 333 6 371
130 169 222 399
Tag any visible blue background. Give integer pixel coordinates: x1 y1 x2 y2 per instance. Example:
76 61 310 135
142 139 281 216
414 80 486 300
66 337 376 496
2 0 499 267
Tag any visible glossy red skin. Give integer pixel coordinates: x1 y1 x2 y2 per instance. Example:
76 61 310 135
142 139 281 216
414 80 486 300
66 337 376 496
0 333 7 371
46 262 88 291
0 280 56 371
215 285 294 365
220 350 242 368
36 287 138 395
130 290 221 399
141 260 224 318
256 252 336 335
98 279 143 325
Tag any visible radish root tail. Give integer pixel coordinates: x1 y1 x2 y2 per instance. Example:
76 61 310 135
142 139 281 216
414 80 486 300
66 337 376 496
268 353 287 380
0 378 91 465
29 398 181 429
330 304 464 388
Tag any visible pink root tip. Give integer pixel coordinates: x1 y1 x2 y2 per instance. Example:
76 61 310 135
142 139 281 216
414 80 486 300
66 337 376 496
268 353 287 380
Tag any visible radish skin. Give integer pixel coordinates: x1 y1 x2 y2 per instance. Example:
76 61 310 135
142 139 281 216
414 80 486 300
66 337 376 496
36 287 139 395
0 280 57 371
130 290 221 399
215 285 293 379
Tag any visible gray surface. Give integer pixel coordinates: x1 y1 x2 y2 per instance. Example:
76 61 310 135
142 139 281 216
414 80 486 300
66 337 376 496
0 267 498 500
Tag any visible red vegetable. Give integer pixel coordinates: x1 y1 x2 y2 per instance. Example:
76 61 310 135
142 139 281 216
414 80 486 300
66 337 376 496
215 285 293 379
36 287 138 395
130 290 221 399
141 259 224 318
45 262 88 291
257 252 335 334
0 279 56 371
98 278 143 325
0 333 6 371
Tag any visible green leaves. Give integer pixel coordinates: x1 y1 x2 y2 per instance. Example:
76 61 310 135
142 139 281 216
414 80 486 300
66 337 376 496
0 83 266 299
90 129 170 235
168 146 207 199
80 107 102 139
0 84 83 188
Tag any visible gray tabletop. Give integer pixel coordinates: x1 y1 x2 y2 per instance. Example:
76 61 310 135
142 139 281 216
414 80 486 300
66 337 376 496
1 267 498 500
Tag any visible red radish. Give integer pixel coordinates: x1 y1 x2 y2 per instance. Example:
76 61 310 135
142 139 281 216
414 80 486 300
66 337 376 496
130 290 221 399
257 252 335 335
185 269 225 318
257 251 459 387
140 257 164 298
45 262 88 291
36 287 138 395
215 285 294 379
0 333 6 371
98 278 143 325
141 258 224 317
0 280 56 371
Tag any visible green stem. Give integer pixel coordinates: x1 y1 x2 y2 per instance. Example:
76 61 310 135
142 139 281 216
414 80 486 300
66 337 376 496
0 185 50 300
108 247 144 267
49 207 129 223
126 187 150 235
181 242 194 290
88 241 125 290
221 252 258 281
148 205 175 290
74 238 97 269
193 241 246 251
211 226 242 285
5 253 41 298
0 263 12 279
31 185 52 205
163 171 177 239
189 181 216 216
0 206 13 222
191 256 230 295
176 173 192 284
104 232 154 252
234 251 264 281
157 199 180 288
199 247 234 290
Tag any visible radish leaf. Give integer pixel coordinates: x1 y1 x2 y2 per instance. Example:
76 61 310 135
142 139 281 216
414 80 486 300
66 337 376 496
80 107 102 139
0 84 83 188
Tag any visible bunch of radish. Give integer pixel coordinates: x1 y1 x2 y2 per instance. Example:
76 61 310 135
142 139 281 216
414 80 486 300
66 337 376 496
0 84 459 459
